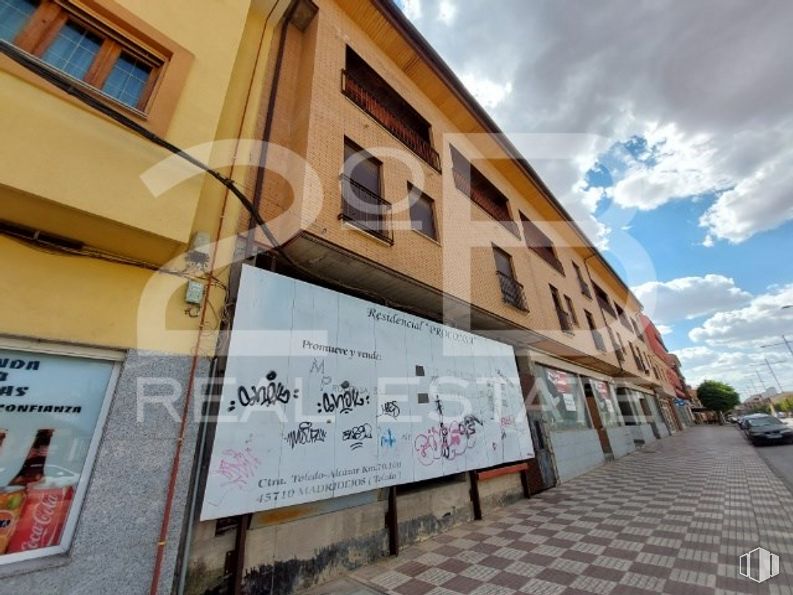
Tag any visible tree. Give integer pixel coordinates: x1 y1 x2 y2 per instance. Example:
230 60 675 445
696 380 740 417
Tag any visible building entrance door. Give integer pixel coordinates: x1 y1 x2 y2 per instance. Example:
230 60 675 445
584 382 612 456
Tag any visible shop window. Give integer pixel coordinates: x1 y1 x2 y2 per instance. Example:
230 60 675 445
0 344 119 564
408 184 437 241
536 365 592 431
1 0 164 111
585 378 623 427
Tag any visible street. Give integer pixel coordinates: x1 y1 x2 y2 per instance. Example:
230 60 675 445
309 426 793 595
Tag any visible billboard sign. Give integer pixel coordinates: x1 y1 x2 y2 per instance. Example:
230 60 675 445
200 266 533 520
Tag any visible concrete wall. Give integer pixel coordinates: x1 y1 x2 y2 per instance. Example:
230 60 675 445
628 424 657 446
548 429 605 482
187 473 525 594
0 350 207 595
606 425 636 459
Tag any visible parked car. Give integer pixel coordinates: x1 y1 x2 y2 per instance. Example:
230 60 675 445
742 414 793 445
737 413 767 430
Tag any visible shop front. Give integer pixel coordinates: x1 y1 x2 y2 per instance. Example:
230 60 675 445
534 364 605 482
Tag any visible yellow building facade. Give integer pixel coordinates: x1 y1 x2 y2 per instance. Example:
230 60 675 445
0 0 293 591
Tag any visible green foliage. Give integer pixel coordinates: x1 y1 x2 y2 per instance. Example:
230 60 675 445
696 380 740 413
777 397 793 413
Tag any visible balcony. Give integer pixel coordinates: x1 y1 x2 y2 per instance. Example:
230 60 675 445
590 329 606 352
339 176 393 245
342 69 441 171
497 271 528 311
615 348 626 363
579 279 593 299
452 169 520 236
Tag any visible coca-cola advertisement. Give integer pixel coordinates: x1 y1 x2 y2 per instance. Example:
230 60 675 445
0 348 115 561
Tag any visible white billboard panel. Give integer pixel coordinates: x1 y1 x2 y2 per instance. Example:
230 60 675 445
200 266 533 520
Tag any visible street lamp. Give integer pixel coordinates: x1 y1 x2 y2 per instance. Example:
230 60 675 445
759 306 793 359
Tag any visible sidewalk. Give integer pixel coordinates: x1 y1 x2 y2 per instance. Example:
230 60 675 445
326 426 793 595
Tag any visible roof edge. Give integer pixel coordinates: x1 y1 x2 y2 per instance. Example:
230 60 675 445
371 0 643 308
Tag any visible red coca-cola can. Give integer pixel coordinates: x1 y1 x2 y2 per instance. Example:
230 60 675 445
7 479 75 553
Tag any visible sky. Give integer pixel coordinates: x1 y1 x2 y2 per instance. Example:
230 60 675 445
396 0 793 399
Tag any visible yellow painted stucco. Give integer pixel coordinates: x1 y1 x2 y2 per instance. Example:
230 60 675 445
0 0 292 354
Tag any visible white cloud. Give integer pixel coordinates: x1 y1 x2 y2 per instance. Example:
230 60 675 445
407 0 793 245
674 345 793 396
437 0 457 24
688 283 793 347
459 74 513 109
656 324 673 336
608 125 732 211
632 274 752 325
399 0 422 21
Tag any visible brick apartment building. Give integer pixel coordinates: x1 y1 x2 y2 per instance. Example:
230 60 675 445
182 1 688 593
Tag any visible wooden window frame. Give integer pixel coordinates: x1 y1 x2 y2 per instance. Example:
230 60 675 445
519 211 564 275
0 0 192 135
407 183 438 241
563 295 579 326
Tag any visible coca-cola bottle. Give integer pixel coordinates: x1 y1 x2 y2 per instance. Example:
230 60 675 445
10 429 53 486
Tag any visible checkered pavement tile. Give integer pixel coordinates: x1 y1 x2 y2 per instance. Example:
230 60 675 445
345 426 793 595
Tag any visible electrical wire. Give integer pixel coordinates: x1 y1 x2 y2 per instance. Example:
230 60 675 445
0 39 295 269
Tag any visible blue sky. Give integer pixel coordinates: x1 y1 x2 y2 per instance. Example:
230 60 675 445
398 0 793 396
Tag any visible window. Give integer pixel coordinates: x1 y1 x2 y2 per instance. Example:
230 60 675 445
608 327 624 362
343 47 439 170
563 295 579 326
585 310 606 351
341 139 392 244
408 184 437 240
1 0 163 111
493 246 527 311
550 285 573 332
616 332 626 355
450 145 519 236
537 365 592 431
615 304 631 329
592 283 616 317
0 343 119 565
630 318 643 340
572 262 592 298
519 212 564 274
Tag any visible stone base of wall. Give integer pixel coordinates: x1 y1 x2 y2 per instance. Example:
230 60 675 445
187 473 527 595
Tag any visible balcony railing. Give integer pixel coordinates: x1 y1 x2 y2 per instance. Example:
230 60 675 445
339 176 393 245
452 169 520 236
497 271 528 311
615 347 626 362
578 279 593 298
590 329 606 352
342 70 441 171
597 296 616 317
